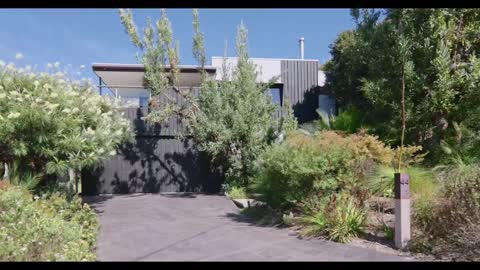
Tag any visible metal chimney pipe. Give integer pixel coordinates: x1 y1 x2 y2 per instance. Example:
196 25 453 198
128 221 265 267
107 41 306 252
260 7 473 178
299 37 305 59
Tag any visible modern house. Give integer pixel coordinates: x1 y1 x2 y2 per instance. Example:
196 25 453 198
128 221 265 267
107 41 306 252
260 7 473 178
82 39 333 195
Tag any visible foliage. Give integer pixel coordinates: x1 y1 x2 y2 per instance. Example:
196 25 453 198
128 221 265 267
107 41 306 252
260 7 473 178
119 8 194 123
0 62 132 191
4 160 42 192
120 10 296 186
249 131 356 211
249 129 425 243
317 105 364 134
248 130 418 211
324 9 480 162
367 166 437 198
226 186 248 199
0 185 98 261
301 193 367 243
436 122 480 166
411 164 480 260
382 223 395 241
189 22 294 185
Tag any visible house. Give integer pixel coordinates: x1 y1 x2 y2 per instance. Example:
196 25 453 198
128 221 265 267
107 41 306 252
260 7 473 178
82 40 333 195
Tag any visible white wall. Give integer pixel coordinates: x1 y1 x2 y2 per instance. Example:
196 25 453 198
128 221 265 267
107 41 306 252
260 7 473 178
211 57 282 83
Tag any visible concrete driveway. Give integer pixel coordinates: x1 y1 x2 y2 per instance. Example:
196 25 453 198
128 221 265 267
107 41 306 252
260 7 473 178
85 193 409 261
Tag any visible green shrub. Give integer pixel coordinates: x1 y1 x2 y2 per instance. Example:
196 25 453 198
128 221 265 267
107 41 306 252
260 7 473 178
317 105 364 134
226 186 248 199
188 23 296 188
301 193 367 243
249 130 411 211
249 130 426 243
0 185 98 261
249 137 355 210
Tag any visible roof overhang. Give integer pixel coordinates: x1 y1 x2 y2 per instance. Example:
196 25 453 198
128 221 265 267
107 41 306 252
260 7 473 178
92 63 216 74
92 63 216 91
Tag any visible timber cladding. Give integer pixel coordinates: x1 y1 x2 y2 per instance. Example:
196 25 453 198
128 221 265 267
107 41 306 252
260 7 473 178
281 60 320 123
81 106 224 195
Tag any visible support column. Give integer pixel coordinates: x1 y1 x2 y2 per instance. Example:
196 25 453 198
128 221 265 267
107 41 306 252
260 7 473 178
394 173 411 250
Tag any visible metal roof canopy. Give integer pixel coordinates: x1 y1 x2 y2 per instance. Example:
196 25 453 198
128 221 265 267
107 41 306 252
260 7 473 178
92 63 216 96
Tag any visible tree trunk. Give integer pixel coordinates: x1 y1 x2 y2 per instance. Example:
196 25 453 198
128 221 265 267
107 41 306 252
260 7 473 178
398 56 406 173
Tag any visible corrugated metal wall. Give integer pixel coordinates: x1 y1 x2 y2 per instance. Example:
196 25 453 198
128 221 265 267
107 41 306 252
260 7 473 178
281 60 320 123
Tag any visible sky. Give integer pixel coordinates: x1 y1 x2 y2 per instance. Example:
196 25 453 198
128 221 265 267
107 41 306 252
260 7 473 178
0 8 356 82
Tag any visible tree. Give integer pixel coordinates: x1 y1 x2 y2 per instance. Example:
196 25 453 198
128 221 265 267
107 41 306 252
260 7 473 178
0 62 132 193
119 10 298 187
119 8 196 123
188 21 296 187
324 9 480 163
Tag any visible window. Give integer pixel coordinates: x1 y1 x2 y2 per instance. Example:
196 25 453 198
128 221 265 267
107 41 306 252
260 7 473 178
139 96 149 108
269 84 283 106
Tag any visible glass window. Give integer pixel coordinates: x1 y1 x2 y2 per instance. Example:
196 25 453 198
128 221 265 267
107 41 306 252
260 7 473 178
139 96 149 108
269 87 282 106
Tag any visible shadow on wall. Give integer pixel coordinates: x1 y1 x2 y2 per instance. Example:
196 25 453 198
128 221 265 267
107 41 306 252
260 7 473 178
292 86 334 124
81 108 224 195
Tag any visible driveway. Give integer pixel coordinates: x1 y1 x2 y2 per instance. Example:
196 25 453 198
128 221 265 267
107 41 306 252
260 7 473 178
85 193 409 261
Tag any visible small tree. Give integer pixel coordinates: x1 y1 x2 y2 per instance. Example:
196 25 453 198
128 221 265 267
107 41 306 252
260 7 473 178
188 22 295 187
119 10 298 188
119 8 200 123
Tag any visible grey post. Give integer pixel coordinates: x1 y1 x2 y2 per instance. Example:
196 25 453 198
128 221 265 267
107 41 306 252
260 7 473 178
394 173 411 250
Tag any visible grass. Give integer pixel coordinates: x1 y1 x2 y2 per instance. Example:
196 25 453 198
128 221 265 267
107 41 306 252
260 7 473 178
367 165 438 198
300 194 367 243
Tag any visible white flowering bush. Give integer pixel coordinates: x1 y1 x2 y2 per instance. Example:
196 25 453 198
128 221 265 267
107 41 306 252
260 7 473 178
0 61 132 190
0 183 98 261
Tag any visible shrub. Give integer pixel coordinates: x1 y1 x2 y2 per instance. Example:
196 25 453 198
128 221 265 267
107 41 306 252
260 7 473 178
411 164 480 260
188 23 296 187
0 185 98 261
249 130 412 211
226 186 248 199
249 135 355 211
249 129 426 243
317 105 364 134
301 193 367 243
0 61 132 191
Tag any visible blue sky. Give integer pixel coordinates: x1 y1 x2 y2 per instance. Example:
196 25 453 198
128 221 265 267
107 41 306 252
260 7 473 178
0 8 356 82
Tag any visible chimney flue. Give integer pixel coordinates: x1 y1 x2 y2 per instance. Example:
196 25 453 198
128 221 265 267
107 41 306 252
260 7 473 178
299 37 304 59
